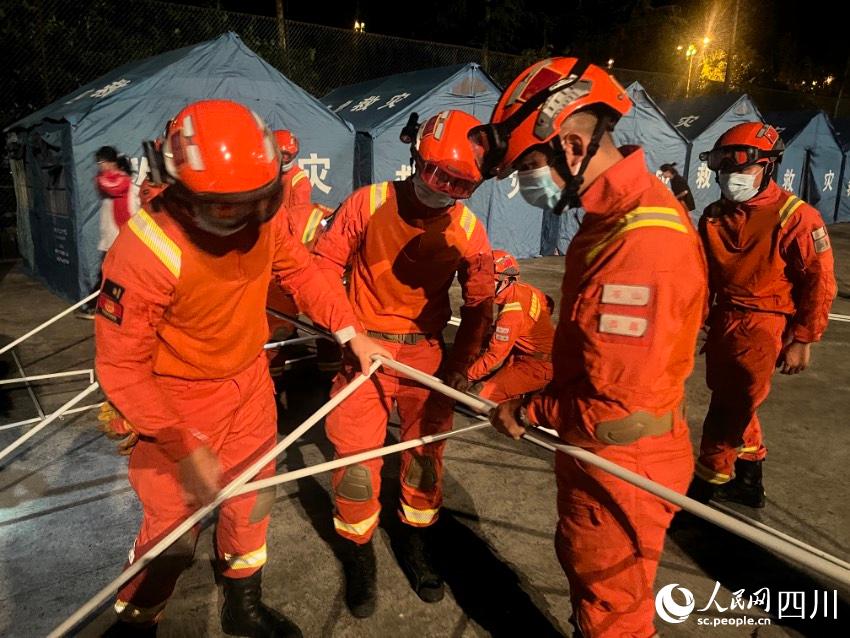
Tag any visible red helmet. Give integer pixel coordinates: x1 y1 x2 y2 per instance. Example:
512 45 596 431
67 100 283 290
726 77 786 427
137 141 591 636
162 100 282 235
274 130 300 164
470 58 631 179
493 249 520 278
414 110 483 199
699 122 785 172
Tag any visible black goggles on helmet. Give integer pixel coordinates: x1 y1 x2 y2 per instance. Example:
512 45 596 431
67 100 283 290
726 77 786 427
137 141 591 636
468 60 592 180
699 145 783 173
170 178 283 232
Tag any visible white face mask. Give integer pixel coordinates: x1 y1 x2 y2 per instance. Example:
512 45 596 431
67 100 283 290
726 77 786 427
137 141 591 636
412 174 455 209
719 167 763 203
517 166 562 210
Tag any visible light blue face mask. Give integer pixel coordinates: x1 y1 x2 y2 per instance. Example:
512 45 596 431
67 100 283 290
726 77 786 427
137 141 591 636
517 166 562 210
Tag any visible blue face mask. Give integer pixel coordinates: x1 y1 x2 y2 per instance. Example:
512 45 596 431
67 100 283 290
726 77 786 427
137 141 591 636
517 166 562 210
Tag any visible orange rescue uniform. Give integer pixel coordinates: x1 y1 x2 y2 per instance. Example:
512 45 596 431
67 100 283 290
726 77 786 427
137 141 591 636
523 148 707 637
467 280 554 402
696 181 836 484
314 180 493 542
282 165 312 209
95 206 358 622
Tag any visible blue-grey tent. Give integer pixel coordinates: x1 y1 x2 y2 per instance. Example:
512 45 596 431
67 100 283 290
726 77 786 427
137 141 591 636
323 64 544 259
613 81 689 178
765 111 843 223
829 118 850 222
661 94 763 221
5 32 356 300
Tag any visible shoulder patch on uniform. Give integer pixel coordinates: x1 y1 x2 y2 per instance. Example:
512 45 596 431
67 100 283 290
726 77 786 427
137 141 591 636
495 333 510 342
495 326 510 335
101 278 125 302
599 313 647 337
812 226 831 253
96 279 126 325
601 284 650 306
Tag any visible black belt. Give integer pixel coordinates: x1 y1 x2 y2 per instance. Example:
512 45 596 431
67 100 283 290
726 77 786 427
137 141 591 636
366 330 432 345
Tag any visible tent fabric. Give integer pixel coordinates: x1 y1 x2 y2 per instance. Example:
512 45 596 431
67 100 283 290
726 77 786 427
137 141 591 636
831 118 850 222
661 94 763 222
324 64 545 259
765 111 844 223
613 82 689 179
6 33 355 300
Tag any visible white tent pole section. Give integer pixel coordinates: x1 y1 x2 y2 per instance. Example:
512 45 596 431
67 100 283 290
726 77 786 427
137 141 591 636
263 335 321 350
46 361 380 638
237 421 488 496
828 312 850 323
375 355 850 587
10 349 45 419
0 402 102 432
0 291 98 356
0 382 100 465
0 369 95 387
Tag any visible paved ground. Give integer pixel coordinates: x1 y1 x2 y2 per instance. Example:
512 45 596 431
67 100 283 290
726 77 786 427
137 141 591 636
1 224 849 637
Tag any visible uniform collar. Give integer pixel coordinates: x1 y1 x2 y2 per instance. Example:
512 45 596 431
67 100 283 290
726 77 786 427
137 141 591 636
578 146 654 217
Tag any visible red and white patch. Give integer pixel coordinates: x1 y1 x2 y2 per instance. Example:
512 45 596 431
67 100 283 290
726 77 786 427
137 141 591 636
601 284 650 306
495 326 510 335
812 227 831 253
599 313 647 338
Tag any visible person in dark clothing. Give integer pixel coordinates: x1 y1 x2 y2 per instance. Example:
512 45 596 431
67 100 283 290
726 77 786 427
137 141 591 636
660 163 695 213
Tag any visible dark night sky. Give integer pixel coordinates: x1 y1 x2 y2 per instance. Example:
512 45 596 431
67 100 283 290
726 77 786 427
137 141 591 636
199 0 847 77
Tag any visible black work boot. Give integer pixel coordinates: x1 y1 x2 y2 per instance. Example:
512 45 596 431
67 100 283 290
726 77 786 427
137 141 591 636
398 525 444 603
220 570 303 638
101 620 158 637
685 476 716 504
341 539 377 618
714 459 766 508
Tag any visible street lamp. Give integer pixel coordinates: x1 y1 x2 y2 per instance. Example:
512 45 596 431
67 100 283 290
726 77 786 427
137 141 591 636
685 43 698 97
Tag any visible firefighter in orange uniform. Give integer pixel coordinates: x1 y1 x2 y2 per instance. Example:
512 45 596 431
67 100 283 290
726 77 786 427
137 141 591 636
94 100 386 637
275 129 311 208
687 123 836 508
477 58 708 637
313 110 493 618
466 250 554 402
267 129 314 346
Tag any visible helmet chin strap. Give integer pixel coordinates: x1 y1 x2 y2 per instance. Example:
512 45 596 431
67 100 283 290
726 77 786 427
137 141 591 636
549 114 612 215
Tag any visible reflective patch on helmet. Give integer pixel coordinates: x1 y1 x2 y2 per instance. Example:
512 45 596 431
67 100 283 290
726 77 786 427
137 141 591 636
182 115 195 137
601 284 650 306
812 227 831 253
599 313 647 337
185 144 204 171
535 80 592 141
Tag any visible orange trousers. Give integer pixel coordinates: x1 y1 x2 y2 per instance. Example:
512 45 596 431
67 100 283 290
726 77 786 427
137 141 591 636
555 421 693 637
477 353 553 403
115 354 277 623
325 338 454 543
697 309 786 484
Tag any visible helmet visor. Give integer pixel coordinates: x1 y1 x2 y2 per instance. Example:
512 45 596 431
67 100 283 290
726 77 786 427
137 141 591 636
418 160 481 199
699 146 781 172
182 178 283 235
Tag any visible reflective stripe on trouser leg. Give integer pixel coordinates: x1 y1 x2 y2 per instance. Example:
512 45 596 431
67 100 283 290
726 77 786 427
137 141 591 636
222 544 268 573
396 353 453 527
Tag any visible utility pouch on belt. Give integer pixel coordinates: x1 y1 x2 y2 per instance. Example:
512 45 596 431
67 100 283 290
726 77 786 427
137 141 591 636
595 410 673 445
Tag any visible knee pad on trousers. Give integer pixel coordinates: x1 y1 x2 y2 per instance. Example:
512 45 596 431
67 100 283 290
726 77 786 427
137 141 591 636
336 463 373 501
249 487 276 523
403 454 437 492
